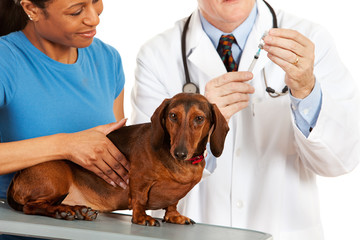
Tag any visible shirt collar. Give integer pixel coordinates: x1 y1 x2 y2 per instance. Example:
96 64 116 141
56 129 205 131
199 3 258 50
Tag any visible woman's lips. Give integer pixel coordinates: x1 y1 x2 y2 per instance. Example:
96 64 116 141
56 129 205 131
78 29 97 38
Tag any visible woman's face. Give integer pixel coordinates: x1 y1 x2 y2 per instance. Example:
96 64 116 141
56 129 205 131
30 0 103 48
197 0 255 32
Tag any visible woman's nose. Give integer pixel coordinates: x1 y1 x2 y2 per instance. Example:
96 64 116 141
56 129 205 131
83 7 100 27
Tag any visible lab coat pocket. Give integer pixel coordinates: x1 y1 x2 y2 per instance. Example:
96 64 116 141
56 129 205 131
250 96 296 169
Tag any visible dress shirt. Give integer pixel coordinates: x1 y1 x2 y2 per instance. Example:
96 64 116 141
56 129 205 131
199 3 321 137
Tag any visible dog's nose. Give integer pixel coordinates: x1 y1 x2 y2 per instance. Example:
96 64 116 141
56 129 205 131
174 148 188 160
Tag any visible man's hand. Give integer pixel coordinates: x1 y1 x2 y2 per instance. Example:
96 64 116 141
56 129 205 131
263 28 316 99
205 72 255 121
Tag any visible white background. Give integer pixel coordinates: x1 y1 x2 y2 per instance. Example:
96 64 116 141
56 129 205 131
97 1 360 239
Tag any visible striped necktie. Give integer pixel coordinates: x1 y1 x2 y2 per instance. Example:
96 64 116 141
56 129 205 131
217 34 238 72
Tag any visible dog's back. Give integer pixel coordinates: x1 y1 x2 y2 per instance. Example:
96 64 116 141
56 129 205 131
7 93 229 225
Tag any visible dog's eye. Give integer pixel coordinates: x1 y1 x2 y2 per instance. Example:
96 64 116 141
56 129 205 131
169 113 177 121
195 116 204 124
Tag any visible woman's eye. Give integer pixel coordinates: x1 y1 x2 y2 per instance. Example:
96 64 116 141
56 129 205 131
71 11 81 16
70 8 83 16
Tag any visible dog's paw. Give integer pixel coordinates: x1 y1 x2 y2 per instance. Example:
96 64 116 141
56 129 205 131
163 215 196 225
55 211 75 220
54 205 98 221
132 215 160 227
75 206 98 221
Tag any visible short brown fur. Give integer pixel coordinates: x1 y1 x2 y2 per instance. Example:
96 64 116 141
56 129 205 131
7 93 229 226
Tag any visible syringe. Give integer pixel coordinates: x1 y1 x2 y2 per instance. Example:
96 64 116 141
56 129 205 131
247 31 268 73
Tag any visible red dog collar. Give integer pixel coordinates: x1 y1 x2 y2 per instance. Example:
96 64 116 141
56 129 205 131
186 150 207 164
186 155 204 164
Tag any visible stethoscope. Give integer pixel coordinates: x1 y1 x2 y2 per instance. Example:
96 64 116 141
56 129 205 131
181 0 289 98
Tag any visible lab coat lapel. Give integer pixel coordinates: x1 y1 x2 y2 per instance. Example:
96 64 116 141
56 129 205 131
186 10 226 80
183 1 276 93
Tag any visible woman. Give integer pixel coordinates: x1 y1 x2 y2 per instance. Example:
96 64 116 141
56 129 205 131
0 0 129 206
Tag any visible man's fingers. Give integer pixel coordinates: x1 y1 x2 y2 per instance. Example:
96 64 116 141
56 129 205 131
268 28 310 47
206 81 255 98
264 44 302 65
264 35 302 56
216 92 250 108
220 101 250 121
211 72 253 87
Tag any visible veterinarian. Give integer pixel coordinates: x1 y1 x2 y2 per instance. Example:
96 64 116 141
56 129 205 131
131 0 360 239
0 0 129 213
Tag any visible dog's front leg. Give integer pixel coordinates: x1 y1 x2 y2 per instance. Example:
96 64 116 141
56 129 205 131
163 203 195 225
130 184 160 227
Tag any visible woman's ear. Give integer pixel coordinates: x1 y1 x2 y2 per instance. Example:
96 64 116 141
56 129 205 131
21 0 40 21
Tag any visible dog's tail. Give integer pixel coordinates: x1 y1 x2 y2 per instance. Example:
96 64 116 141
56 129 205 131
6 179 24 211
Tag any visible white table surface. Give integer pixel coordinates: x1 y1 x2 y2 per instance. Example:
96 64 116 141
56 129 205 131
0 199 272 240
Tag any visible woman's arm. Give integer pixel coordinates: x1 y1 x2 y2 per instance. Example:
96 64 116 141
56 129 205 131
113 90 125 121
0 134 68 174
0 119 130 188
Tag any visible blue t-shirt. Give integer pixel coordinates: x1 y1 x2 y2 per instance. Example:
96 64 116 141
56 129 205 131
0 31 125 198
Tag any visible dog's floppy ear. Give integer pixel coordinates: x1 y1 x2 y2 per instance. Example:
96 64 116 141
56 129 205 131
150 98 171 150
209 103 229 157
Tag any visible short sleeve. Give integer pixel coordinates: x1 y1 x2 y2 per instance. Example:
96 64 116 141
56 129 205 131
114 51 125 99
0 43 17 107
100 41 125 99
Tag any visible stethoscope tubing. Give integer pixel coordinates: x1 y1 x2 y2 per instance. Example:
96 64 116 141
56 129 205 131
181 0 285 97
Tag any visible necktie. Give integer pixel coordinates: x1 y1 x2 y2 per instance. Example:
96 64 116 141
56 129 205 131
217 34 238 72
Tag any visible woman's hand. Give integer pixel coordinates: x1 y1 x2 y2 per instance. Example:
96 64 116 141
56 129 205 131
204 72 254 121
263 28 316 99
63 119 130 189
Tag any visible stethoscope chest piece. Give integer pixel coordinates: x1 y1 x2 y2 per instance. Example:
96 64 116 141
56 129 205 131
183 82 199 93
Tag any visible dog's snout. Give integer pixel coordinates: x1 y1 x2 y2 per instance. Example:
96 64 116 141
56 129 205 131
174 147 188 160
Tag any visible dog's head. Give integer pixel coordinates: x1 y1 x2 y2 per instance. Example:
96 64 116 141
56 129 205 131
150 93 229 161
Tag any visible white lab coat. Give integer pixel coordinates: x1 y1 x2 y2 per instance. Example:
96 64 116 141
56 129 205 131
131 0 360 239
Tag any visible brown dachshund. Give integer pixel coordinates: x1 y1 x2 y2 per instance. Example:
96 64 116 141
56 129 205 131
7 93 229 226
